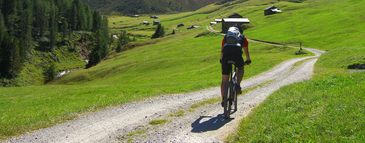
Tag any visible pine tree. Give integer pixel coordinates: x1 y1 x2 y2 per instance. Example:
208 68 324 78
101 16 110 44
3 0 19 37
49 4 58 51
77 2 87 30
62 19 69 40
0 33 13 78
84 4 93 31
0 12 6 77
2 0 16 26
151 24 165 39
43 62 58 83
11 40 22 75
34 0 49 37
119 31 130 45
92 10 101 32
19 6 33 55
0 11 5 41
116 41 123 53
69 4 78 30
158 24 165 37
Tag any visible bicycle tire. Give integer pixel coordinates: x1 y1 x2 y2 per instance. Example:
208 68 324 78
234 89 238 112
223 82 231 119
228 83 233 115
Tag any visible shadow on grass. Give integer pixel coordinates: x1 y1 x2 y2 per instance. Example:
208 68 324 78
191 114 233 133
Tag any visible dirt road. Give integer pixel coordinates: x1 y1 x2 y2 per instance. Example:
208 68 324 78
5 28 326 143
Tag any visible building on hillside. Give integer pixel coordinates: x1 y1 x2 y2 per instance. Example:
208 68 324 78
264 6 282 16
177 23 184 27
150 15 159 19
187 25 200 29
153 21 160 25
215 19 222 23
210 22 217 25
221 18 250 33
228 13 243 18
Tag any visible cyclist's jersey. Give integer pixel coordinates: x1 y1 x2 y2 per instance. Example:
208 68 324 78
222 35 248 48
221 35 247 75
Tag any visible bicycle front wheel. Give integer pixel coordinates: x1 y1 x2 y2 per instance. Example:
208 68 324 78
223 82 232 119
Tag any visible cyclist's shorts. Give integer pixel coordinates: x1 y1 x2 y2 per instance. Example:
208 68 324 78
221 53 244 75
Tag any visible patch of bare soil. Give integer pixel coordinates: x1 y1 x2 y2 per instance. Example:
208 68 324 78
77 41 91 60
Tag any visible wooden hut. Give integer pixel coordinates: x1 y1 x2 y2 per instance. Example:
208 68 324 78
221 18 250 33
153 21 160 25
177 23 184 27
228 13 243 18
264 6 282 16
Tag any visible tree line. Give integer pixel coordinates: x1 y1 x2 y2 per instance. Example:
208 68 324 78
80 0 218 15
0 0 109 82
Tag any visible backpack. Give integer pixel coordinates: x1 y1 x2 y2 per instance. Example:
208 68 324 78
225 27 242 45
223 26 244 54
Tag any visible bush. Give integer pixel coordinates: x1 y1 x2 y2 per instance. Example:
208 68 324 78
43 62 58 83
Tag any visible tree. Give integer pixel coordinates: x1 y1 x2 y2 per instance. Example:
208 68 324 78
172 29 175 35
0 12 7 77
84 4 92 31
116 41 122 53
92 10 101 32
86 28 110 68
151 24 165 39
11 40 22 75
3 0 19 37
33 0 49 37
119 30 130 45
19 6 33 55
62 19 69 39
77 2 87 30
0 11 6 41
43 62 58 83
0 33 13 78
49 4 58 51
69 4 78 30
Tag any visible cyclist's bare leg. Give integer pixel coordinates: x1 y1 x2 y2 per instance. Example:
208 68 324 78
237 66 244 84
221 74 229 101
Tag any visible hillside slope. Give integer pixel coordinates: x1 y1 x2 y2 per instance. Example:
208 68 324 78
81 0 220 14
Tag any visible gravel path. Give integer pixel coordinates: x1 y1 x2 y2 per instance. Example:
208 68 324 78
4 29 326 143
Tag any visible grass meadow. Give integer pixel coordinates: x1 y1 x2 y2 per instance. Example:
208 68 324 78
0 28 309 140
1 0 364 141
227 0 365 142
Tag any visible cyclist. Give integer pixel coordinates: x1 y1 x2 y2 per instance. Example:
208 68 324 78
220 23 251 106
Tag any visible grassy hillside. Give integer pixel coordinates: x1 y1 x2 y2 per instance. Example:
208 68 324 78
1 0 364 141
226 0 365 142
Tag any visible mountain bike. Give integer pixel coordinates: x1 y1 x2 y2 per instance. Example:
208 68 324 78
223 61 239 119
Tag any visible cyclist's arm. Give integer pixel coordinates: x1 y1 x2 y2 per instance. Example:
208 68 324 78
243 37 250 61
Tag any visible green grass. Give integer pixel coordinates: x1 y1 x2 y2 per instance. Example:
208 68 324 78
241 0 365 50
230 72 365 142
228 0 365 142
149 120 169 125
169 110 186 117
